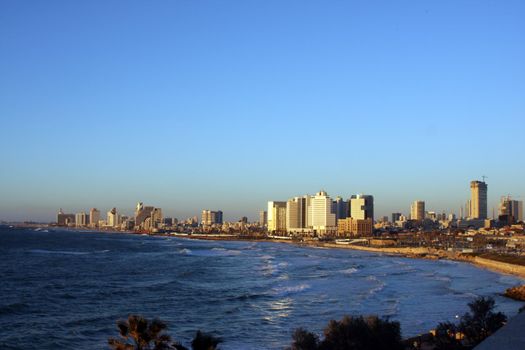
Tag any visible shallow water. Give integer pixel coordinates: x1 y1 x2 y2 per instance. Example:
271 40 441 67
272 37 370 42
0 226 523 349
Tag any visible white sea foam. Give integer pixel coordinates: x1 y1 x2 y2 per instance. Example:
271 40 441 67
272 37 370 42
29 249 90 255
340 267 358 275
273 283 310 296
179 248 192 255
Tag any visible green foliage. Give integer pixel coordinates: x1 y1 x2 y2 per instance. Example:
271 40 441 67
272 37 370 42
289 328 319 350
108 315 220 350
108 315 172 350
289 315 403 350
432 322 464 350
458 297 507 346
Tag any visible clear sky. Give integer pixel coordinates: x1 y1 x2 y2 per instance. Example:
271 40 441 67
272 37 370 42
1 1 524 222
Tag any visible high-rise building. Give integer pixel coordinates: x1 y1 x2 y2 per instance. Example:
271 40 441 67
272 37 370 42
259 210 267 227
107 208 119 227
308 191 336 234
392 213 402 222
410 201 425 221
286 196 308 232
201 210 223 226
470 180 488 219
75 212 88 226
267 201 286 233
57 209 75 226
135 202 155 229
349 195 374 221
499 196 524 223
333 196 348 221
151 208 163 227
89 208 100 227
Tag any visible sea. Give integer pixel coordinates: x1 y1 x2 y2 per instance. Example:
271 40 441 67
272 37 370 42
0 226 523 349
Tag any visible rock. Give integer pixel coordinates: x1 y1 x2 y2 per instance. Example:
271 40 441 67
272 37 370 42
505 285 525 301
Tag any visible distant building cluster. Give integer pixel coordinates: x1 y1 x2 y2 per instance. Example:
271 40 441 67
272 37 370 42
54 179 522 237
267 191 374 237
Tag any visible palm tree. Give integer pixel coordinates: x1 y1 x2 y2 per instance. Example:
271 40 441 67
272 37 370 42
459 297 507 347
108 315 173 350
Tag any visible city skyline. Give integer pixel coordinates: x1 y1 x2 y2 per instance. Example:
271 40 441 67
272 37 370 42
4 179 522 224
1 1 524 221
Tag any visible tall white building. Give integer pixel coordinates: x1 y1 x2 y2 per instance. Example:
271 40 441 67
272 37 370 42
75 212 87 226
308 191 336 235
267 201 287 233
201 210 222 226
107 208 119 227
349 195 374 221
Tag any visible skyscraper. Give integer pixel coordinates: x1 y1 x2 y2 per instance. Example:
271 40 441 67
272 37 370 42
201 210 223 226
349 195 374 221
499 196 523 223
107 208 119 227
410 200 425 221
308 191 336 235
75 212 87 226
89 208 100 227
333 196 348 221
267 201 287 233
470 180 487 219
57 209 75 226
286 196 307 233
259 210 267 227
392 212 402 223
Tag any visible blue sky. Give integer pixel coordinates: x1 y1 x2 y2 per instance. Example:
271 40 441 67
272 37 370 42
1 1 524 222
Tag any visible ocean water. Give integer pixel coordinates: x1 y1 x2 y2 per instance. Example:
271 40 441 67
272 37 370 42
0 226 523 349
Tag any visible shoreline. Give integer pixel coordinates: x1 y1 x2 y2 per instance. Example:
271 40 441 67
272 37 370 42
176 233 525 280
9 224 525 280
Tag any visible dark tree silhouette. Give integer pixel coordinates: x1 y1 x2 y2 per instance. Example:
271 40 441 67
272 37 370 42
319 315 403 350
108 315 173 350
288 327 319 350
109 316 220 350
190 330 221 350
288 315 403 350
432 322 464 350
458 297 507 346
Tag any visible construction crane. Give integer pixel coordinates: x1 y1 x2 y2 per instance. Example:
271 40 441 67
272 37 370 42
482 175 488 183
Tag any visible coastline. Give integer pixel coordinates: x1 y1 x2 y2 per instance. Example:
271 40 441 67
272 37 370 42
178 233 525 280
9 224 525 280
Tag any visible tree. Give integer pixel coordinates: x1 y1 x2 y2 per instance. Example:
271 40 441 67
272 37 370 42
288 315 404 350
432 322 464 350
289 328 319 350
108 315 173 350
190 330 221 350
458 297 507 346
319 315 403 350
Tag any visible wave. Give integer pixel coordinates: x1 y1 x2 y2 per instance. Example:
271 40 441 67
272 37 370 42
340 267 358 275
272 283 310 296
28 249 90 255
179 248 192 255
211 247 242 256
